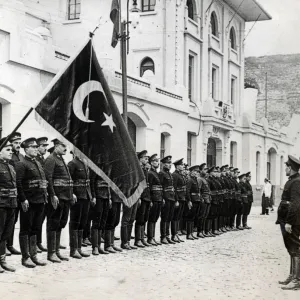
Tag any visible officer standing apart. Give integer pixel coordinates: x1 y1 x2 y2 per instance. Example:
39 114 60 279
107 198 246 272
147 154 163 246
15 138 48 268
68 153 94 259
44 139 75 263
7 132 24 255
159 156 176 245
0 137 17 273
36 137 49 253
277 155 300 291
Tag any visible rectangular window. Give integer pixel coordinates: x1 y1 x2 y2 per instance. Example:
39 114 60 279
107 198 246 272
256 151 260 185
68 0 81 20
230 142 233 167
231 77 236 105
142 0 156 12
187 133 192 166
212 67 217 100
160 133 165 159
188 55 194 101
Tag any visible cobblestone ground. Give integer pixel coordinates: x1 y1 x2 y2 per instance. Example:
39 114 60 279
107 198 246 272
0 206 299 300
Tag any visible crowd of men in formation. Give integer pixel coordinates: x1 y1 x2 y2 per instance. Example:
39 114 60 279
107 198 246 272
0 131 254 273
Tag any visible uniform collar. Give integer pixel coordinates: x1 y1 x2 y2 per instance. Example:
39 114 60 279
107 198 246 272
289 173 300 180
0 158 9 164
25 155 35 162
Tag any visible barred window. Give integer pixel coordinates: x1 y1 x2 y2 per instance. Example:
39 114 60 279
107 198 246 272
142 0 156 12
68 0 81 20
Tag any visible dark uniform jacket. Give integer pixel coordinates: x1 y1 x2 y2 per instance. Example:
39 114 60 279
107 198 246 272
227 176 236 201
244 181 254 203
239 182 248 203
140 167 151 202
159 168 175 201
90 171 110 200
0 159 18 208
207 176 218 205
172 170 187 202
148 168 163 202
10 151 25 168
68 157 92 201
44 152 73 201
36 154 45 166
214 177 223 204
199 176 211 204
234 179 242 202
187 176 201 202
278 173 300 225
15 156 47 204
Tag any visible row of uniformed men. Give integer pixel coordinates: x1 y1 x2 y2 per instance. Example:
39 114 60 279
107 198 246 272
0 132 253 273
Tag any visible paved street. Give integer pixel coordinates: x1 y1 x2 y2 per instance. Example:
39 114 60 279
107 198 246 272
0 206 299 300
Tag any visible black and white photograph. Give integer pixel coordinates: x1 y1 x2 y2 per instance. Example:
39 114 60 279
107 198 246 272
0 0 300 299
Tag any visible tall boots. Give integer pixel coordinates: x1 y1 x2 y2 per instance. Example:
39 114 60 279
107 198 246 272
127 225 137 249
147 222 158 246
186 222 194 240
282 257 300 290
236 215 243 230
208 220 215 237
242 215 252 229
160 222 169 245
0 240 16 272
19 235 36 268
69 230 82 259
265 208 269 215
78 230 90 257
171 221 180 243
37 230 47 252
197 221 205 238
98 230 109 254
56 230 69 261
7 226 21 255
47 231 61 263
134 225 145 247
29 235 47 266
176 221 185 242
111 229 122 252
121 226 131 250
279 256 294 285
141 225 151 246
166 222 176 244
104 230 116 253
91 229 99 255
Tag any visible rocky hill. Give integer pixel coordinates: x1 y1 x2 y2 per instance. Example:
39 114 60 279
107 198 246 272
245 54 300 127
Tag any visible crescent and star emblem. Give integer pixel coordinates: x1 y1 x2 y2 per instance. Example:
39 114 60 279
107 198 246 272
72 80 116 132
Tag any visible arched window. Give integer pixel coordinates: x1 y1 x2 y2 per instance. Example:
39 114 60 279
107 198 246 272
140 57 155 77
186 0 196 21
230 27 237 50
210 12 218 37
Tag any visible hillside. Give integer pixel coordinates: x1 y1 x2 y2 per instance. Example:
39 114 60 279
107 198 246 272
245 54 300 127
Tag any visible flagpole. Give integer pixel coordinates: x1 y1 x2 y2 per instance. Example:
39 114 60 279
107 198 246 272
0 28 99 151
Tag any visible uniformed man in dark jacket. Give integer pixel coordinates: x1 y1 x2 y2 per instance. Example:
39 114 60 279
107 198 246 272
36 137 49 253
44 139 75 263
213 168 223 235
147 154 163 246
171 158 186 243
90 172 111 255
68 153 94 259
185 165 201 240
0 137 17 273
243 172 253 229
15 138 47 268
237 173 247 230
231 168 240 231
7 132 23 255
227 167 236 231
159 156 176 245
197 163 211 238
277 155 300 290
134 150 152 248
206 166 218 237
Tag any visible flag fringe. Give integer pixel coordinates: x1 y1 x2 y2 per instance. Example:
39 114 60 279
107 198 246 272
35 111 144 207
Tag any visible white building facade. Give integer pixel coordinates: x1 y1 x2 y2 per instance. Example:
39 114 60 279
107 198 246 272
0 0 297 203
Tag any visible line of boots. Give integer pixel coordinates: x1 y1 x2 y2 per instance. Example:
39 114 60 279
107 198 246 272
90 229 110 255
70 229 90 259
147 222 161 246
280 256 300 290
47 231 69 263
135 224 151 247
186 221 198 240
160 222 177 244
103 229 122 254
19 235 47 268
120 225 138 250
0 240 15 273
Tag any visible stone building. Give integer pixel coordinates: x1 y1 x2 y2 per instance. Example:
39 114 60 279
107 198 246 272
0 0 297 202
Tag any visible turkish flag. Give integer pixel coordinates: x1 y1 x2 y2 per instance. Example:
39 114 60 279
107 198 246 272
34 40 145 207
